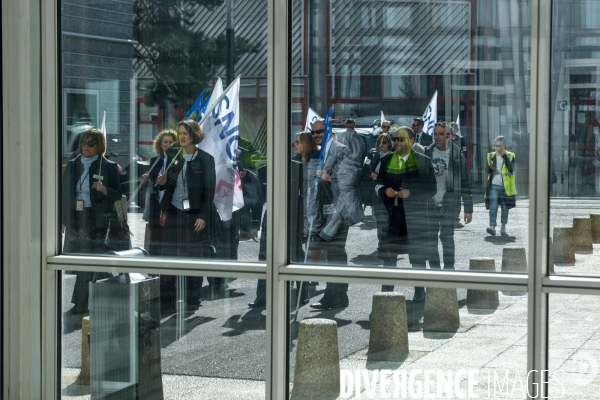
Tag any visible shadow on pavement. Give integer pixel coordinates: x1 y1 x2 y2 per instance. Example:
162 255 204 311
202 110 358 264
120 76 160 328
160 314 216 347
221 311 266 337
484 235 517 244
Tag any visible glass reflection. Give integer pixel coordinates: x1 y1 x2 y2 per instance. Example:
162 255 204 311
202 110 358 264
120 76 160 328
290 283 528 399
61 272 266 399
291 0 531 273
61 0 268 263
550 0 600 277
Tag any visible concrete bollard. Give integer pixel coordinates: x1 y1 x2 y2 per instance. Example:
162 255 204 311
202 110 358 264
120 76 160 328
291 319 340 400
591 214 600 244
553 227 575 264
501 249 527 295
548 237 555 274
423 287 460 332
76 316 90 385
467 258 500 310
501 247 527 273
368 293 409 361
572 217 593 254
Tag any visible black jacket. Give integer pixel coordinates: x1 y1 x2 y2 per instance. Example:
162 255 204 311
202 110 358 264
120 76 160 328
161 148 217 225
416 132 433 147
424 141 473 215
62 155 122 229
376 151 437 240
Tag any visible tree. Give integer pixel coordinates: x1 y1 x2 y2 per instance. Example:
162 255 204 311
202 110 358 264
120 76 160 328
133 0 260 109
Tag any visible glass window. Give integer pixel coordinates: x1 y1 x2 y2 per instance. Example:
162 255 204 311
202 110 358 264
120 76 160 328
549 0 600 276
289 283 527 399
60 0 268 264
61 271 265 399
549 293 600 398
291 0 532 280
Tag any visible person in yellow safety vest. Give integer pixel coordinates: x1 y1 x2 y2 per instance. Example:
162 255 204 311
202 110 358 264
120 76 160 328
485 135 516 236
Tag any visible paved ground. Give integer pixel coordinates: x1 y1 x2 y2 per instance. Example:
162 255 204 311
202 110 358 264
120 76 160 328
60 198 600 399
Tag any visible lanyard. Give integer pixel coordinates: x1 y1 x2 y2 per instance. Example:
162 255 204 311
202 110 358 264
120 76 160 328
180 148 198 192
77 169 90 194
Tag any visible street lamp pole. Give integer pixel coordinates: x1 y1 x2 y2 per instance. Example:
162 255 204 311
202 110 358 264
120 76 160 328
226 0 234 85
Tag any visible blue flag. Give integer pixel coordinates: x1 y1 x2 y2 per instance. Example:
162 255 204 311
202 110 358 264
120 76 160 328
184 90 209 120
314 105 335 190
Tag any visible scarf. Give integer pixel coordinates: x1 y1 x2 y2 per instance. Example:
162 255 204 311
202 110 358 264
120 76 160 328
77 154 99 207
386 151 419 175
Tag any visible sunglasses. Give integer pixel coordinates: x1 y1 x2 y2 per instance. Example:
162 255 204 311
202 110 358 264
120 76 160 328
82 141 97 147
392 137 407 142
382 125 391 129
379 141 390 145
311 129 326 135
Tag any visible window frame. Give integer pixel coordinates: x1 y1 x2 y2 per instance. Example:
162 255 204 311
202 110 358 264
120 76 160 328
0 0 591 399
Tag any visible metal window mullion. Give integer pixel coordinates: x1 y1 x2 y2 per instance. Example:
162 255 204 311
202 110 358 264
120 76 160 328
266 0 289 399
529 0 552 397
279 265 528 291
42 0 60 397
47 260 266 280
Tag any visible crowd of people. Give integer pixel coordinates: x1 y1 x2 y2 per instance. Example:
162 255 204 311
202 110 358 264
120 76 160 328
62 115 517 315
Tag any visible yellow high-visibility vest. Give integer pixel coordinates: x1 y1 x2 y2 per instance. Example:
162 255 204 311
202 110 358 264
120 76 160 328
486 151 517 196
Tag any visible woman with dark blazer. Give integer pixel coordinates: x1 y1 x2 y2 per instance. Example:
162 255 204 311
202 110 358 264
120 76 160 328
156 119 216 312
62 128 123 313
142 129 177 256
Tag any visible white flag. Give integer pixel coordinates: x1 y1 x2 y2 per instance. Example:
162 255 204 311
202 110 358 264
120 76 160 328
381 110 385 127
456 114 461 137
99 111 107 154
422 91 438 136
199 77 244 221
304 107 321 131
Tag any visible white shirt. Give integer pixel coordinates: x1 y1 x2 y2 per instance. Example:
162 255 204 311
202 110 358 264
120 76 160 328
432 147 450 206
492 155 504 186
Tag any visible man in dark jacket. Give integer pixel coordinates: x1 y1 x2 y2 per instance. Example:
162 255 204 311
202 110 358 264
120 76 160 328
424 121 473 271
412 118 433 147
376 126 436 299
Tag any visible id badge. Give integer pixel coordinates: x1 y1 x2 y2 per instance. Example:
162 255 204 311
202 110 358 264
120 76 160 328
323 203 336 215
75 199 84 212
182 199 190 210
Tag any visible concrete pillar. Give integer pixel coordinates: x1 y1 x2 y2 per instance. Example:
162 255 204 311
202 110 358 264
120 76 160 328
553 227 575 264
423 287 460 332
368 293 408 361
572 217 593 254
501 247 527 273
76 316 90 385
467 258 500 310
590 214 600 243
501 248 527 295
291 319 339 400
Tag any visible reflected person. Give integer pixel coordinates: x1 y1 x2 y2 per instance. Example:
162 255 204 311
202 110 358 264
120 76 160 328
375 127 436 299
485 135 516 236
423 121 473 270
62 128 123 313
158 119 217 312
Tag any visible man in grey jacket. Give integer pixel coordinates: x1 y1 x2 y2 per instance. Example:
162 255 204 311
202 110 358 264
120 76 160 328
423 121 473 270
309 118 364 310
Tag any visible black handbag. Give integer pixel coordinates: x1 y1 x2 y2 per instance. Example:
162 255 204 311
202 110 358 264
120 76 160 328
104 217 132 251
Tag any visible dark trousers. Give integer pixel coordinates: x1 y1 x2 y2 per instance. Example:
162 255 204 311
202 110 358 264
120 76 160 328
322 220 350 298
428 208 457 270
162 208 215 306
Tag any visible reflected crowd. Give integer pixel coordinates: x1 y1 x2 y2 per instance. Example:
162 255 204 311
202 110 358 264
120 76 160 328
62 116 517 314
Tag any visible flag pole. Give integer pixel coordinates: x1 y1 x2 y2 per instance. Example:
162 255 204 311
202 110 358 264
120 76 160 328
197 75 241 127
